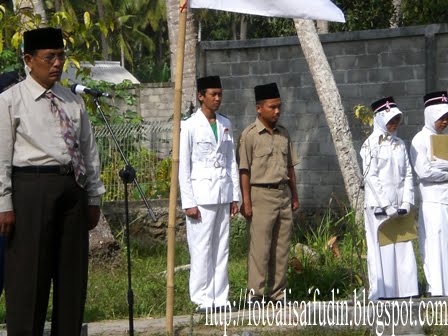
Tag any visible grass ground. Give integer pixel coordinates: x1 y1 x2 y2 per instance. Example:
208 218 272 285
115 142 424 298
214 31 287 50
84 208 364 321
0 206 447 335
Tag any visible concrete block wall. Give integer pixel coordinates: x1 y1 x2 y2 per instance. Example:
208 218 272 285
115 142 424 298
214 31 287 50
191 24 448 210
135 24 448 210
137 82 174 121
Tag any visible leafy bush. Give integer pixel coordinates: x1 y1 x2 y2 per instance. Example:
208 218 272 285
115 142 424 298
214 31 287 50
331 0 395 32
399 0 448 26
101 147 171 201
289 205 367 301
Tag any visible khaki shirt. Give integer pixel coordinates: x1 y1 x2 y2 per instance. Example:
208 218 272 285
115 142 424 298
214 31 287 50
238 117 298 184
0 76 105 211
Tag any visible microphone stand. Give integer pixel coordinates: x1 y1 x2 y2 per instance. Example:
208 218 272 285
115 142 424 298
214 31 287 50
93 96 157 336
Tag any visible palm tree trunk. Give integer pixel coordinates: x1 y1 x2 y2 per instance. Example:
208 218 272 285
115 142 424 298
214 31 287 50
294 19 364 223
14 0 48 25
96 0 109 60
240 15 247 40
55 0 61 12
167 0 198 107
391 0 402 28
316 20 329 34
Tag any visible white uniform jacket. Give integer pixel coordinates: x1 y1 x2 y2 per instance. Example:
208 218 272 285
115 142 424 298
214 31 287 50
410 128 448 204
361 132 414 208
179 109 240 209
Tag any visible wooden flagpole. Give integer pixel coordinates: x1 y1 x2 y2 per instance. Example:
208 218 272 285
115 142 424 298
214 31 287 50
166 0 188 334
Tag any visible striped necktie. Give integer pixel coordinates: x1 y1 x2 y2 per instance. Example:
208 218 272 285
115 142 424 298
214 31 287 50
46 91 87 187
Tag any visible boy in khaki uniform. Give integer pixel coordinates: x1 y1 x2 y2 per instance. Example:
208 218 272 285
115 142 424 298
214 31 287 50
238 82 299 304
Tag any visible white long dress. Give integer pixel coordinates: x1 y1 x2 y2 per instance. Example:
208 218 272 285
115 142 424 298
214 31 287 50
360 107 418 300
410 104 448 296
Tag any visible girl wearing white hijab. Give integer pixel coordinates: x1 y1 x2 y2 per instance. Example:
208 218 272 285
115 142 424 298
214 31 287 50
410 91 448 296
360 97 418 300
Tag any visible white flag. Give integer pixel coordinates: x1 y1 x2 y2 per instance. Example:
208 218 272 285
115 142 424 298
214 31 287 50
189 0 345 23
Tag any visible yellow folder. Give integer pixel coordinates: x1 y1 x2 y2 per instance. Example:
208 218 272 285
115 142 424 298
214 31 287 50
378 208 418 246
430 134 448 160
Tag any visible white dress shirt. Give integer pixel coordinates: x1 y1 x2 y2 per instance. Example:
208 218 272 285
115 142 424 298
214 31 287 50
0 75 105 211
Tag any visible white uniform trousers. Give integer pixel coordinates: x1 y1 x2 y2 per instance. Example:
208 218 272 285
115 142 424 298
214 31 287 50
419 202 448 296
186 203 230 308
364 208 419 299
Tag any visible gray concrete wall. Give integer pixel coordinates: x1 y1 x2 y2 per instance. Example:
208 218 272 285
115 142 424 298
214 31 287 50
137 82 174 121
194 24 448 210
138 23 448 210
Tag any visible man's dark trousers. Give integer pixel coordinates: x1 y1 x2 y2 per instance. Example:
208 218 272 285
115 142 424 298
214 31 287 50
5 171 89 336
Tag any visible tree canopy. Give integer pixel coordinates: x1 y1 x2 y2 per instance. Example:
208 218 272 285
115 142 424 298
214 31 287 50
0 0 169 83
1 0 448 83
197 0 448 40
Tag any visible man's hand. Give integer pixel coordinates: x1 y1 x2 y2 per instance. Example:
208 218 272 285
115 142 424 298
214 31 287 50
291 197 300 211
88 206 101 231
240 202 252 219
0 211 15 235
230 201 239 218
185 206 201 220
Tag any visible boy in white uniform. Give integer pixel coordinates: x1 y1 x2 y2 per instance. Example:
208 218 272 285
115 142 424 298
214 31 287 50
179 76 239 312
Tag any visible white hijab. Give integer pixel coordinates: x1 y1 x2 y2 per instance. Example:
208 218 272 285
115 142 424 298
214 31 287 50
373 106 402 138
424 104 448 134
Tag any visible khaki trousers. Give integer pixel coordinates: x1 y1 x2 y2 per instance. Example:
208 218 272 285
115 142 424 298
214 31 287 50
247 186 292 300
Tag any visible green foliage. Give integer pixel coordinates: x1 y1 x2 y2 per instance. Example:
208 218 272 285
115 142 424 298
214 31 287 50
85 206 368 320
229 215 249 258
353 105 373 127
196 10 295 41
399 0 448 26
0 49 22 73
290 204 367 301
326 0 448 32
132 55 170 83
0 4 27 53
84 242 191 320
0 1 170 84
0 207 432 328
0 6 103 71
197 0 448 38
248 17 296 39
67 0 170 83
100 147 171 202
69 77 141 126
0 7 142 131
353 104 374 138
330 0 395 32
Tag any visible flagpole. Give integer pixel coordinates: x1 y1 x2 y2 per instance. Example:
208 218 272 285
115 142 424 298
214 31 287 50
166 0 187 334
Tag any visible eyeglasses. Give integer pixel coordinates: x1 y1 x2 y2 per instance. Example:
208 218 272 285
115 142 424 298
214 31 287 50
35 53 67 64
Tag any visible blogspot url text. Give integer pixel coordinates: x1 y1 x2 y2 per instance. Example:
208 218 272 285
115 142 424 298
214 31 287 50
204 288 448 336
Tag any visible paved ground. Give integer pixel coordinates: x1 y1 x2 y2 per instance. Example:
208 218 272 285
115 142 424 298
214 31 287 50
2 298 443 335
86 314 201 335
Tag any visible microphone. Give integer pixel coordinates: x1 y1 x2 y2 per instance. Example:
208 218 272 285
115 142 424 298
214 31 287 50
71 83 112 98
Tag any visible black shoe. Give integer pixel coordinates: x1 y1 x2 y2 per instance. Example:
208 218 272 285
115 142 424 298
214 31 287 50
213 305 231 313
269 297 290 307
247 295 267 307
195 305 212 314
